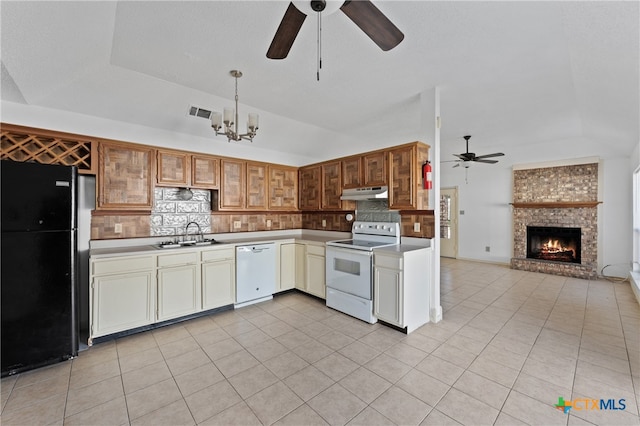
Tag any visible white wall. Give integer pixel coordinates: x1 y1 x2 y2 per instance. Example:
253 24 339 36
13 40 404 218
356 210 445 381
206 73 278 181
440 151 633 276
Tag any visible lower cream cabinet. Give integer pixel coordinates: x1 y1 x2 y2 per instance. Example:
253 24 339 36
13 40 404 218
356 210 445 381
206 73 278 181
201 247 235 309
305 244 326 299
280 243 305 292
373 247 431 333
157 252 201 321
90 255 156 339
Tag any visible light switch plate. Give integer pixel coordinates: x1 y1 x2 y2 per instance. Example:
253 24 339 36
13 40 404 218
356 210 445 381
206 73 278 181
413 222 421 232
114 223 122 234
322 219 327 228
233 221 242 229
266 219 272 228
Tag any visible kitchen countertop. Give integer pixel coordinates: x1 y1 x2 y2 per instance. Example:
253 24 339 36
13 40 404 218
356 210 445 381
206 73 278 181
90 234 341 259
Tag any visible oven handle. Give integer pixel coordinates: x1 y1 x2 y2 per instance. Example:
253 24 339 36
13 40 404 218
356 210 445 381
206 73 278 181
326 246 373 257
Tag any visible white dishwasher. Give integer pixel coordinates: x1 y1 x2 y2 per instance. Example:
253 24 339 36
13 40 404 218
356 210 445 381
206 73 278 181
235 243 276 307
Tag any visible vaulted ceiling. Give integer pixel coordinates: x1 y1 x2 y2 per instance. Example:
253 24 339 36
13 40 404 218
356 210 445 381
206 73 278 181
2 1 638 164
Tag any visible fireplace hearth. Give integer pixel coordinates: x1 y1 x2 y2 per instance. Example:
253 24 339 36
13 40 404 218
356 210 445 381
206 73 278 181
527 226 581 264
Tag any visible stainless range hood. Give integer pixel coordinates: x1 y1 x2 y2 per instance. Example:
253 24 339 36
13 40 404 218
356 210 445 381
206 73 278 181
340 186 388 201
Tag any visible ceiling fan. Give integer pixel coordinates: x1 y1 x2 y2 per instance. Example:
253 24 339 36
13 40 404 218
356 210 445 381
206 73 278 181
266 0 404 60
449 135 504 168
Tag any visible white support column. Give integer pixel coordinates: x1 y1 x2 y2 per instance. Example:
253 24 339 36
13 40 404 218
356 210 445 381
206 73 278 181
420 87 442 323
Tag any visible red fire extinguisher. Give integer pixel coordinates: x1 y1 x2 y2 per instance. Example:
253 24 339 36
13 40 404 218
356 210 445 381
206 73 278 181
422 161 432 189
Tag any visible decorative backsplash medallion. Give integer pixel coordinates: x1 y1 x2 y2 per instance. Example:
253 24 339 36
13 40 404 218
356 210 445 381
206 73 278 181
151 188 212 236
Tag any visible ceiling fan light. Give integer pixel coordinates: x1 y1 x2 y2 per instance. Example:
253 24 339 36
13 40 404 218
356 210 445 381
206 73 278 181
211 112 222 130
292 0 343 16
223 108 234 126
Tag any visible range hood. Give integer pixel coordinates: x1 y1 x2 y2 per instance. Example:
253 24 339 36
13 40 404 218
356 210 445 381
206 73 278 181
340 186 388 201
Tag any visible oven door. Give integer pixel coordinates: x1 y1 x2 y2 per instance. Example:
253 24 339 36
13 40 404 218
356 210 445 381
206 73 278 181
325 246 373 299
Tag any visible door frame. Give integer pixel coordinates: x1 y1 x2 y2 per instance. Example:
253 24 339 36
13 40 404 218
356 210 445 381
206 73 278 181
440 186 459 258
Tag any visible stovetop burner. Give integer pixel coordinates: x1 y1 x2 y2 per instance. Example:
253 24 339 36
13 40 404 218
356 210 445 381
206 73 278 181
326 221 400 251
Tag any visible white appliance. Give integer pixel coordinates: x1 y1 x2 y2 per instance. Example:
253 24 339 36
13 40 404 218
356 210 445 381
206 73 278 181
235 243 276 307
326 221 400 323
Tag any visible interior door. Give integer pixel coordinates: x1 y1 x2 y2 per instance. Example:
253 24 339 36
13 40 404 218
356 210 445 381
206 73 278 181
440 187 458 258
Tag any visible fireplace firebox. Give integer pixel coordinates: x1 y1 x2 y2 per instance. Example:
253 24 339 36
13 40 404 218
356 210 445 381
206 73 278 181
526 226 581 264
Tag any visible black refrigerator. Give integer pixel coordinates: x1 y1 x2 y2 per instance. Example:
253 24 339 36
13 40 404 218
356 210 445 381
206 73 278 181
1 160 79 376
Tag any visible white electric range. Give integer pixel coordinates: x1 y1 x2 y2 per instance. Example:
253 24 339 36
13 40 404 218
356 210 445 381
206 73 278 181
325 221 400 323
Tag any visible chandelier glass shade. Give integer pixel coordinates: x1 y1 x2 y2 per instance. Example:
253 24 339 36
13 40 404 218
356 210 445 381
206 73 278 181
211 70 259 142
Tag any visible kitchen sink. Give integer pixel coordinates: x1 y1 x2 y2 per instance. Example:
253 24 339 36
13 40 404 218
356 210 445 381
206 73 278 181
156 239 222 249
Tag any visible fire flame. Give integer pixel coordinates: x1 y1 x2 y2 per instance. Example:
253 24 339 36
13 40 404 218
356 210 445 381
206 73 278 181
542 239 574 255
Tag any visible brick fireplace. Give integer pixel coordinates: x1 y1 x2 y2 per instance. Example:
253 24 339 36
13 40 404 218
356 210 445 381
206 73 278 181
510 162 599 279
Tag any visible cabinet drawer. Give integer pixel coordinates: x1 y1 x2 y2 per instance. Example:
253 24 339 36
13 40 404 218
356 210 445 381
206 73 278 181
158 251 198 267
306 244 325 256
201 247 235 262
374 254 403 270
92 255 155 276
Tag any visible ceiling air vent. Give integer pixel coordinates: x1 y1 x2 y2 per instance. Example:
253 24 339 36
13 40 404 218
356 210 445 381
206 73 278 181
188 105 212 120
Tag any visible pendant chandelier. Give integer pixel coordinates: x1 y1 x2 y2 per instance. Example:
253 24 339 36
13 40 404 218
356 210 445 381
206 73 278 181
211 70 259 142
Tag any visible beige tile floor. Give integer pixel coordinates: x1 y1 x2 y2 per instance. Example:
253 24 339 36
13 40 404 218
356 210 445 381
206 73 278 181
1 258 639 425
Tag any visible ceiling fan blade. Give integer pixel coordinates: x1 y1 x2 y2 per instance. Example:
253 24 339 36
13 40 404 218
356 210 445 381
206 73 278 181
474 152 505 160
267 2 307 59
452 163 460 168
453 154 469 160
340 1 404 51
473 159 499 164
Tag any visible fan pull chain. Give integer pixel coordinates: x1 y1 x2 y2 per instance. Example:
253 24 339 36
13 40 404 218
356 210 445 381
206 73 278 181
317 11 322 81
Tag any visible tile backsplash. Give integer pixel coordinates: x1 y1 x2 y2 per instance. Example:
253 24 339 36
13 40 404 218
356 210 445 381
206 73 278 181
151 188 212 236
355 199 401 223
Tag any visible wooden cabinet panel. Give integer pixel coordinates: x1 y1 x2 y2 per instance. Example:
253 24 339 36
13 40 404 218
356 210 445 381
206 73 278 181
157 264 201 321
269 165 298 210
388 146 416 209
363 151 387 186
220 159 245 210
374 266 403 326
157 150 190 187
305 245 325 299
98 142 154 210
192 155 219 188
299 166 321 210
246 162 268 210
321 161 342 209
341 157 363 189
202 260 235 309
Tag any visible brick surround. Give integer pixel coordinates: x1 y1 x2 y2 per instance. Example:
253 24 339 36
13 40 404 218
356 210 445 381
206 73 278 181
510 163 599 279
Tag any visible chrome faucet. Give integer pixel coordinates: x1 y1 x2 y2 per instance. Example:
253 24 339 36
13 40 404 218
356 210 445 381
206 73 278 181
184 221 203 242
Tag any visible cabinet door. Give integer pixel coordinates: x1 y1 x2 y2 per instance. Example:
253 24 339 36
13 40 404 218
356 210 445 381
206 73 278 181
299 166 321 210
92 272 155 337
342 157 363 189
280 243 305 291
305 248 326 299
157 150 190 187
192 155 219 189
363 152 387 186
388 146 416 209
246 162 268 210
157 264 201 321
321 161 342 210
374 266 403 327
220 159 246 209
202 260 235 309
269 166 298 210
98 142 154 210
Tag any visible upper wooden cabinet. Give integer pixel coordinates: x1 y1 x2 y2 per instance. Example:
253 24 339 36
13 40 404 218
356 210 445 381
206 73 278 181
388 143 430 210
299 166 321 210
246 162 268 210
157 151 219 189
341 157 363 189
219 159 246 210
97 142 154 210
191 155 219 188
157 150 190 187
269 165 298 210
363 151 388 187
321 162 342 210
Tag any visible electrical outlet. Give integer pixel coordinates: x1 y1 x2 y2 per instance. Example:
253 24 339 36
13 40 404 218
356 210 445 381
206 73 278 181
485 246 490 252
234 221 242 229
413 222 421 232
322 219 327 228
266 219 272 228
114 223 122 234
460 210 465 215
